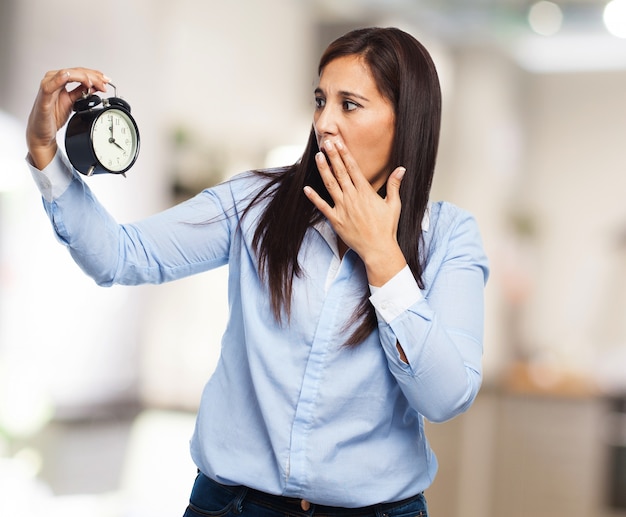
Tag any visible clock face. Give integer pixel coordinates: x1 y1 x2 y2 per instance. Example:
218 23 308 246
91 108 139 172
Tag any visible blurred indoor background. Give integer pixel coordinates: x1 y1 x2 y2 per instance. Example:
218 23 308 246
1 0 626 515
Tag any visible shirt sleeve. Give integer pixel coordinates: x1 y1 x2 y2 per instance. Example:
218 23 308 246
374 208 489 423
27 149 76 202
26 150 235 287
369 265 423 322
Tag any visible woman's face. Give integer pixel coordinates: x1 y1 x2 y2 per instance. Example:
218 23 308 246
313 55 396 192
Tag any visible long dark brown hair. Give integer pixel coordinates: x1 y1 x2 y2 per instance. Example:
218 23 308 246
247 27 442 346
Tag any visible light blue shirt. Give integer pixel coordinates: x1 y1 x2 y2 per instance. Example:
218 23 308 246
30 151 489 508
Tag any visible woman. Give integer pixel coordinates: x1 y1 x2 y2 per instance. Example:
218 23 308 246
26 27 488 517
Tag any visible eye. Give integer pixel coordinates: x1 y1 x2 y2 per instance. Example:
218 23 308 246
315 96 325 109
342 100 359 111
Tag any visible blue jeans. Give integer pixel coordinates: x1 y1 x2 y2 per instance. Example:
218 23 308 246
182 473 428 517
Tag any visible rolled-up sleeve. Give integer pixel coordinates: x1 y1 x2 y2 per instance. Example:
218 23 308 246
371 208 489 423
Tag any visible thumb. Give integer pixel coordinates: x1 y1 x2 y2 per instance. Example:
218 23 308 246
385 166 406 204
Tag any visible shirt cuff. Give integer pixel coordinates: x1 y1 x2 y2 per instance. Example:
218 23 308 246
369 265 423 323
27 149 75 202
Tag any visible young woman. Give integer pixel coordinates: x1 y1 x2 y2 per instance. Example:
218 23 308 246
26 27 488 517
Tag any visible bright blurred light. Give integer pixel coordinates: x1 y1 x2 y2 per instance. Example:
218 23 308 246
0 111 28 192
528 1 563 36
0 389 53 438
0 363 54 438
604 0 626 38
514 32 626 72
264 144 304 168
12 447 43 478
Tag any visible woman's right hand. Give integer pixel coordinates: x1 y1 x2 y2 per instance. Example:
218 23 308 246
26 68 110 170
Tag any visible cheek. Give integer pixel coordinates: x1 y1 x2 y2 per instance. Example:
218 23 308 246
355 133 394 185
365 112 394 157
368 126 394 165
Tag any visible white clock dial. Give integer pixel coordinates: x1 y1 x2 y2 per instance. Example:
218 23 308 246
91 109 138 172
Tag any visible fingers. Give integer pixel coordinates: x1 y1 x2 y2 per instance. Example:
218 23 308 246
42 68 111 98
314 139 362 209
27 67 111 170
314 150 343 203
64 67 111 92
310 138 406 215
385 166 406 204
319 138 365 190
303 185 333 220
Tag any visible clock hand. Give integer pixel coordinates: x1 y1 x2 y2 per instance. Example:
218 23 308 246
108 117 126 151
108 136 126 151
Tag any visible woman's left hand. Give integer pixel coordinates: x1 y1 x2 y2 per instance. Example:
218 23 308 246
303 138 408 287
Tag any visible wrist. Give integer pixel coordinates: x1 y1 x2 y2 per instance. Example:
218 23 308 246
28 143 58 171
363 245 407 287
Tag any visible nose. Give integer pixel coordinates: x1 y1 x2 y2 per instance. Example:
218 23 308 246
313 104 338 145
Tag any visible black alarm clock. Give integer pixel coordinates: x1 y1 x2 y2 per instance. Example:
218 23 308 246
64 84 140 176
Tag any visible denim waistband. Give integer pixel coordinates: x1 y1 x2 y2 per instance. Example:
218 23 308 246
212 475 425 516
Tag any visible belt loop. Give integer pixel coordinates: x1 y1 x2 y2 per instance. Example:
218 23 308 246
232 486 248 514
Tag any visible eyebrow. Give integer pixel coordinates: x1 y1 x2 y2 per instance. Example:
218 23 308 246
314 87 370 102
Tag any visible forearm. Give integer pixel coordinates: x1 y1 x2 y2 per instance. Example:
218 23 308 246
378 307 483 423
27 143 58 171
362 243 407 288
33 153 122 285
29 150 237 286
370 263 486 422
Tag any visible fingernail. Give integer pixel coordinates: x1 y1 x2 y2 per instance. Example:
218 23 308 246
103 75 112 82
396 167 406 179
316 152 325 162
324 139 334 150
335 140 344 150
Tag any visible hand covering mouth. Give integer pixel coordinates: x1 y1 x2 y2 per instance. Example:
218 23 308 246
319 148 334 174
